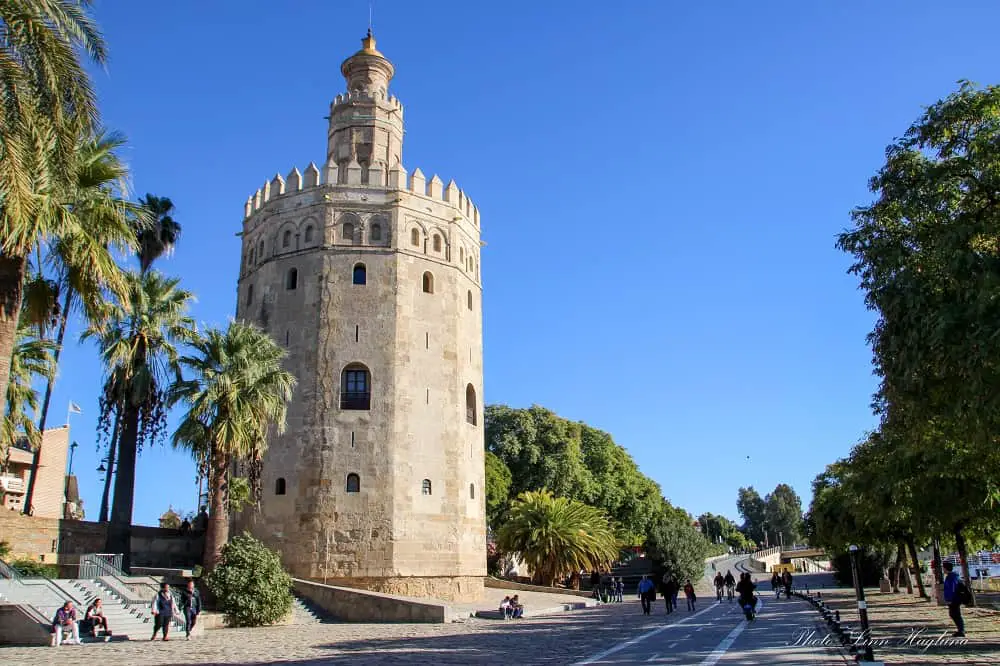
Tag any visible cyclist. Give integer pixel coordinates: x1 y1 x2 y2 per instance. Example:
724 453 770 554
713 572 725 601
724 570 736 602
736 572 758 620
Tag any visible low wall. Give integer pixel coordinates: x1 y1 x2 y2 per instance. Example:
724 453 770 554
293 578 449 623
747 546 782 573
485 577 593 598
0 511 204 572
0 604 52 646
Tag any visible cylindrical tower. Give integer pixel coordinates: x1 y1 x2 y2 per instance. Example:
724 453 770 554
233 32 485 601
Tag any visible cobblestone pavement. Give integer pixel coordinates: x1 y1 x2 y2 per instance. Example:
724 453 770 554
813 588 1000 665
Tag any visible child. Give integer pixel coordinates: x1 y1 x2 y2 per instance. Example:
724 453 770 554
683 580 697 611
510 595 524 619
615 576 624 603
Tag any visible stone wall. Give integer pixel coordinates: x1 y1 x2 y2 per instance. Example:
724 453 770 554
0 604 52 646
0 512 204 571
316 575 484 602
293 578 449 622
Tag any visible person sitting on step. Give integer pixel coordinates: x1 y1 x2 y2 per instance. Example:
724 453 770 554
509 595 524 619
85 598 112 641
500 595 513 620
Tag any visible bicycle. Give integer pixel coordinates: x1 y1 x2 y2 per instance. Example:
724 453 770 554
716 586 724 602
726 585 735 602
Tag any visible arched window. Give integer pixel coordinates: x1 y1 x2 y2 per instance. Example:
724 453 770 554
282 230 291 248
353 263 367 285
249 248 255 265
432 234 442 252
246 284 254 306
340 363 371 410
410 228 420 247
346 473 360 493
304 225 314 243
422 272 434 294
258 240 264 259
286 268 298 290
467 290 473 311
275 478 286 495
370 223 382 242
342 222 354 244
466 384 477 425
422 479 432 496
469 483 475 500
460 247 465 264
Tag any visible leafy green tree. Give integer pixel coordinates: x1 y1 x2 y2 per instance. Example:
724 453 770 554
496 489 619 586
171 321 296 570
0 0 115 417
484 450 511 530
736 487 767 546
2 323 56 453
764 483 803 547
85 272 196 563
205 532 293 627
646 503 709 583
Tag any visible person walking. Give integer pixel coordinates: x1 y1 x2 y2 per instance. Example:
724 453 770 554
590 570 601 599
661 574 678 614
615 576 624 603
637 575 655 615
781 570 793 599
942 562 968 637
151 582 179 641
771 572 782 600
180 579 202 640
683 580 697 611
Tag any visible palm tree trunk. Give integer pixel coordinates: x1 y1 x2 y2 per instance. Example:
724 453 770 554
106 405 140 569
22 288 74 514
907 536 928 599
954 525 977 608
98 408 121 523
203 445 231 571
0 254 28 449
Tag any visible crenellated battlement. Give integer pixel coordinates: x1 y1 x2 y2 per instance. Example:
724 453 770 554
243 161 479 228
331 89 403 111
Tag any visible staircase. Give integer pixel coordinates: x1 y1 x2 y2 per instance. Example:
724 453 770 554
288 594 336 624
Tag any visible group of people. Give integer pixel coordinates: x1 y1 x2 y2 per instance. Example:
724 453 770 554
498 595 524 620
50 579 202 646
588 571 625 602
712 570 737 601
636 574 697 615
769 570 794 599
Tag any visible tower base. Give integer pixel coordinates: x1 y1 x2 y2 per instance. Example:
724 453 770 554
309 575 484 602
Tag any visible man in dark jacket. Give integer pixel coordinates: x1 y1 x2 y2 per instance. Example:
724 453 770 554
942 562 966 637
180 579 202 640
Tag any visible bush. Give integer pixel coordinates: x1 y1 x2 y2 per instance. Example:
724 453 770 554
11 558 60 578
830 548 889 587
205 532 293 627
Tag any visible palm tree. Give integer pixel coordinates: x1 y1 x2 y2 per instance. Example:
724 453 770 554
171 321 295 570
20 131 149 514
2 322 57 455
0 0 111 411
135 195 181 274
497 490 619 586
84 271 196 563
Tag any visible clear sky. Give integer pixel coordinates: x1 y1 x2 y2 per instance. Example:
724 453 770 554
51 0 999 527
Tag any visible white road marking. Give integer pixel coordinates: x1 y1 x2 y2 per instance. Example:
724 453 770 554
694 626 704 632
645 654 660 662
667 642 678 649
571 602 721 665
698 620 748 666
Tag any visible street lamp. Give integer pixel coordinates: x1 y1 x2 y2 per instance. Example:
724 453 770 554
849 544 875 661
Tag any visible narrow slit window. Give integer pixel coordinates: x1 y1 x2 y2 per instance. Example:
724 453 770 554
469 483 475 500
342 222 354 244
286 268 298 290
422 272 434 294
246 284 254 306
466 384 477 425
433 234 442 252
370 223 382 242
355 324 359 342
275 478 286 495
282 230 291 248
422 479 432 496
467 290 473 310
410 228 420 246
304 225 314 243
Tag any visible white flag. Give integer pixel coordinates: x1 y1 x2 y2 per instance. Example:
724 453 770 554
68 401 82 415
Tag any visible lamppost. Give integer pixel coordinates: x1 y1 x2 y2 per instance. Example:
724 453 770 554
849 544 875 661
97 456 114 523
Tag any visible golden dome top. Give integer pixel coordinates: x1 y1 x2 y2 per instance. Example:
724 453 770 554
358 29 382 56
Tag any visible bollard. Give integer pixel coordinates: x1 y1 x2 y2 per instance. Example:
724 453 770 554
835 610 840 622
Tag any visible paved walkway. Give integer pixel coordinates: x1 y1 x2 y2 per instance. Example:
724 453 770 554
812 588 1000 665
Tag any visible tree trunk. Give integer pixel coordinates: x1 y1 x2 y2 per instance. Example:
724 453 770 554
954 525 977 608
907 536 928 599
891 546 903 593
932 536 943 585
22 288 74 514
0 254 27 454
98 408 122 523
899 543 913 594
203 444 231 572
106 405 140 569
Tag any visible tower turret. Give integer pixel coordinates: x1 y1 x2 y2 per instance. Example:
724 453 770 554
327 30 403 187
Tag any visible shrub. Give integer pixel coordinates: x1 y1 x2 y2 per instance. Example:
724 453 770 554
11 558 60 578
205 532 292 627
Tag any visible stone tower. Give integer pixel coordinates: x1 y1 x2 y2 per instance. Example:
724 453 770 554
233 32 485 600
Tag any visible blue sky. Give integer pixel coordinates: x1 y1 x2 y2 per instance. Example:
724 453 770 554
50 0 999 527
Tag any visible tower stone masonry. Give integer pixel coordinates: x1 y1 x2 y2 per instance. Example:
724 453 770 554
233 31 485 600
